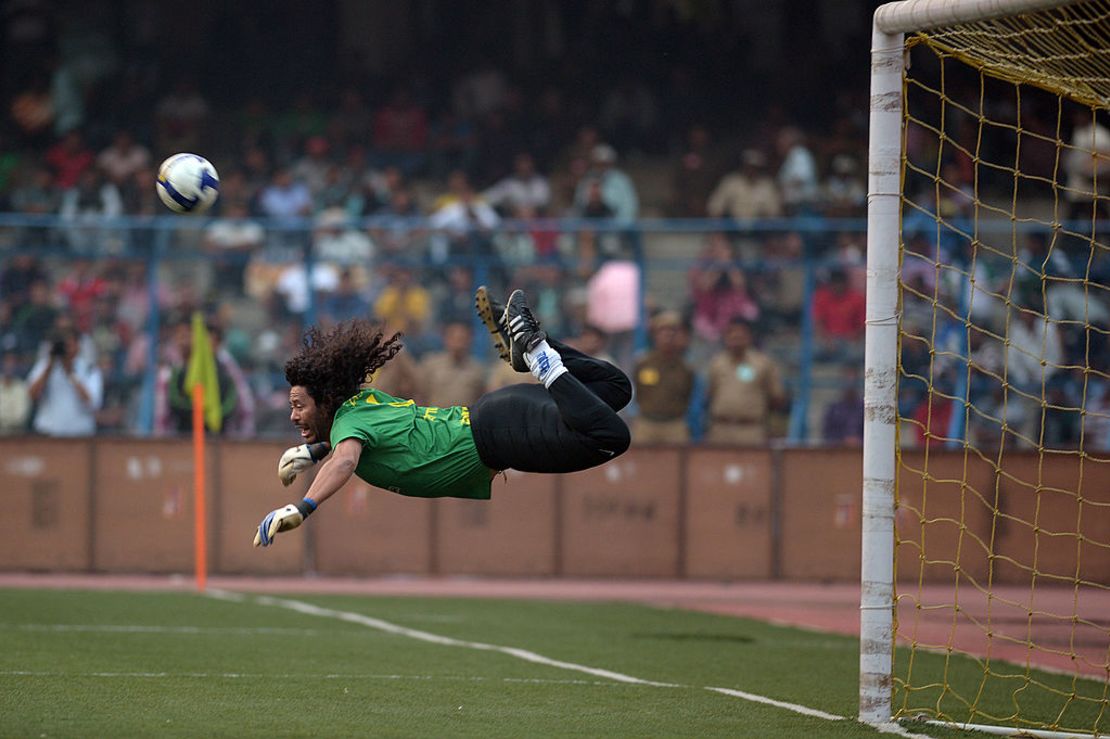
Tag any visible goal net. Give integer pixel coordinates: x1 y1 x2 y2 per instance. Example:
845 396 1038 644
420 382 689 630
863 1 1110 736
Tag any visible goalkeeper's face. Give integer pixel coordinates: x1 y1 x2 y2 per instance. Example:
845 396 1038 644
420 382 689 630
289 386 327 443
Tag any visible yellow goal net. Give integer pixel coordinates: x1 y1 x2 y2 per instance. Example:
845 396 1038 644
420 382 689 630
863 1 1110 736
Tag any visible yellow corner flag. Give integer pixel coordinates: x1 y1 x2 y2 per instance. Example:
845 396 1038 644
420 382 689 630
185 312 222 433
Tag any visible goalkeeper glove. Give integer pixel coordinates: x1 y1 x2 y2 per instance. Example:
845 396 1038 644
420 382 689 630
253 498 317 547
277 442 330 486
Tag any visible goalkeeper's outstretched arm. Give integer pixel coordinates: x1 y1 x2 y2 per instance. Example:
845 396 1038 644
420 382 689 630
254 438 361 547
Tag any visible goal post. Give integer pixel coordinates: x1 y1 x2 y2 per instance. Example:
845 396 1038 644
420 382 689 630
862 0 1110 736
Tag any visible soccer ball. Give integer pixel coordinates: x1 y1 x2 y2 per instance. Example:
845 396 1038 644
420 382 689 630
156 153 220 214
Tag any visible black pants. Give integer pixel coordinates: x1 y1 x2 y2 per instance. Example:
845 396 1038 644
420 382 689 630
470 339 632 473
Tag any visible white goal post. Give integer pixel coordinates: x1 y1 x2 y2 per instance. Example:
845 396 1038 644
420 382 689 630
862 0 1108 736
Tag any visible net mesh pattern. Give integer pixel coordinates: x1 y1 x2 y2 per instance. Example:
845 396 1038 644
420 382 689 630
892 2 1110 733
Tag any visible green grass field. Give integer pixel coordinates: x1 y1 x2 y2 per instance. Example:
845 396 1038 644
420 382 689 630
0 588 1101 737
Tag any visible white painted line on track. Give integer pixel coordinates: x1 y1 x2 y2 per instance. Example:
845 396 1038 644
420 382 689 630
217 592 939 736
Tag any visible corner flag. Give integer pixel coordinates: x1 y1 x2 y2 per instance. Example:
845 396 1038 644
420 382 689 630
185 312 222 433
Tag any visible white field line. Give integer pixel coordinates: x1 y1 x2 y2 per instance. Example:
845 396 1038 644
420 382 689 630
0 670 637 687
5 624 324 635
220 592 936 737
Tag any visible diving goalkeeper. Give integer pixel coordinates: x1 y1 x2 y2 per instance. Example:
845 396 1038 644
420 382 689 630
254 287 632 546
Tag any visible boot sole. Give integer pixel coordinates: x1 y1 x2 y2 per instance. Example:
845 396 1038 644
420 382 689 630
474 286 511 364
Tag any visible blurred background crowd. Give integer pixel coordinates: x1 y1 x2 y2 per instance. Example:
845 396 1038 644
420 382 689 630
0 0 1106 452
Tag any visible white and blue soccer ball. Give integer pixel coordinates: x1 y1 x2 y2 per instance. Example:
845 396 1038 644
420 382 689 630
156 153 220 214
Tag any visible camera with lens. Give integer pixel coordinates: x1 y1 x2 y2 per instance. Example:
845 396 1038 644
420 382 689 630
49 333 67 358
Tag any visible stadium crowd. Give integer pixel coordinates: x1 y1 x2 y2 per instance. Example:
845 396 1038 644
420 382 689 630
1 0 1107 452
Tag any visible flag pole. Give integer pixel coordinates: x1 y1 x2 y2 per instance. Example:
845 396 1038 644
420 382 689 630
192 382 208 592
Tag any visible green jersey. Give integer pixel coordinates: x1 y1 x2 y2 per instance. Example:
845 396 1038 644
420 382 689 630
329 387 492 499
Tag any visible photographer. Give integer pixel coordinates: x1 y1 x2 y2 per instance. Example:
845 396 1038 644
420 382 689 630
27 327 103 436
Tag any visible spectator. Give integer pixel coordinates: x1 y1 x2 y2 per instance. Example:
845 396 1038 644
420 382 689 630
704 318 787 445
97 130 151 187
585 254 641 370
0 255 47 311
1018 231 1109 326
670 125 719 217
1008 307 1064 390
320 268 370 325
372 87 428 173
632 310 696 444
416 321 486 408
577 179 616 219
258 167 313 219
599 77 659 154
373 266 433 354
437 265 477 325
567 324 616 366
27 326 103 436
821 366 864 445
9 73 54 143
428 110 478 178
706 149 782 220
9 166 60 215
59 169 124 241
0 353 31 433
212 323 256 438
57 260 108 335
483 152 551 215
937 160 974 219
162 320 238 435
428 170 500 264
312 208 374 266
273 260 340 322
812 267 866 356
292 135 332 197
316 163 354 212
1064 110 1110 223
821 154 866 216
203 201 265 297
370 187 424 257
573 144 638 222
155 76 210 154
368 342 420 400
120 168 161 217
775 126 819 215
44 129 93 189
10 279 58 353
330 89 373 151
452 61 508 119
687 233 760 352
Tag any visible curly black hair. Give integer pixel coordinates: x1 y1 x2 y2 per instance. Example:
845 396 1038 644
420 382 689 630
284 320 403 422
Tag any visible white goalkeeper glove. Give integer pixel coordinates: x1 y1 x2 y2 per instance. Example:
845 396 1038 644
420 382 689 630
277 442 330 487
253 498 317 547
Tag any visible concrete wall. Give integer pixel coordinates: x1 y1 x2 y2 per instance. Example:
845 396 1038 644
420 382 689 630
2 438 1103 582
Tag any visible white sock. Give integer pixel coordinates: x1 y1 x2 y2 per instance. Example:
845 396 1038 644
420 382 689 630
524 340 568 388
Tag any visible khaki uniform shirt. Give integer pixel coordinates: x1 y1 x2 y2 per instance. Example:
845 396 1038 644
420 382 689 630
485 361 539 393
632 417 690 444
418 352 487 408
634 350 695 422
369 351 420 400
706 349 783 444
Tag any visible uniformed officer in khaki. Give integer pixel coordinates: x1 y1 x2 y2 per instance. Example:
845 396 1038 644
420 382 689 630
632 310 695 444
417 321 487 407
705 317 786 445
